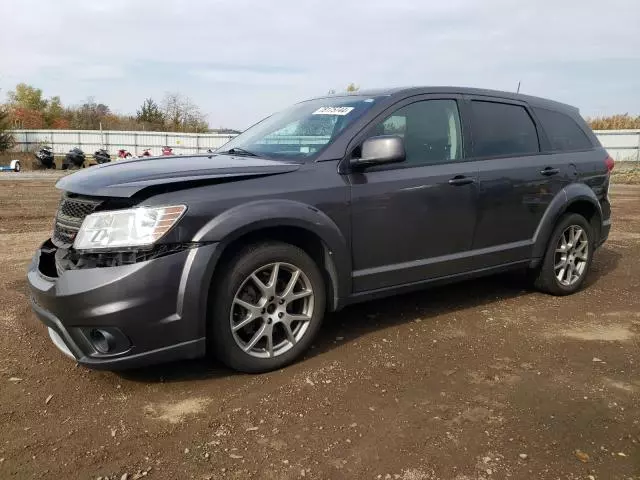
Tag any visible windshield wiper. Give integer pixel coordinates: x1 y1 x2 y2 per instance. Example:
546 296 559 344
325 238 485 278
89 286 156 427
218 147 259 157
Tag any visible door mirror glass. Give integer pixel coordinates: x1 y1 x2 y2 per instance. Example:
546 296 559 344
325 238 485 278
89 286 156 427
351 135 406 168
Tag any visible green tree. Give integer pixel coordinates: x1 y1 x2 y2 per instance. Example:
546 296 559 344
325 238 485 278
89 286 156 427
44 96 64 127
136 98 164 125
0 107 15 152
345 83 360 93
7 83 48 111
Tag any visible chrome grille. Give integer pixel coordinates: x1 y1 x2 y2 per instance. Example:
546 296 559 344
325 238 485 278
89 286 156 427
52 195 102 247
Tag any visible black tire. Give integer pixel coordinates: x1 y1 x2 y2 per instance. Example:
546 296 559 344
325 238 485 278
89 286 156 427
13 161 20 172
209 242 326 373
532 213 594 295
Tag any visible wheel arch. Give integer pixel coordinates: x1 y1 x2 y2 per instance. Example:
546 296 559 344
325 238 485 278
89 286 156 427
194 200 351 314
531 184 602 267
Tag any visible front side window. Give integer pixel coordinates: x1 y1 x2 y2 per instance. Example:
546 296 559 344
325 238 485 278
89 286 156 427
218 96 382 160
471 101 540 157
368 99 463 165
533 107 593 152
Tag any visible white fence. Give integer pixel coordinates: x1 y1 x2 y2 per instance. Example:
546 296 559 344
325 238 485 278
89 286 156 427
9 128 640 163
11 129 237 156
594 130 640 163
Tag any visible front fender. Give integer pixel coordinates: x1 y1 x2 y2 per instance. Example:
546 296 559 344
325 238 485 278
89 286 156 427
192 199 351 307
531 183 603 262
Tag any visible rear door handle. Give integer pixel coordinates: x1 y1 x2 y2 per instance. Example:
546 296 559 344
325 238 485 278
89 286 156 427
448 175 475 186
540 167 559 176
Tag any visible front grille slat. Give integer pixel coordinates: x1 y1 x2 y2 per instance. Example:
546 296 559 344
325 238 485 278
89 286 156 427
52 195 103 248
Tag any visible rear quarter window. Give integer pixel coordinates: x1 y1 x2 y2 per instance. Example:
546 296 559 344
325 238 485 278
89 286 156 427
533 108 593 152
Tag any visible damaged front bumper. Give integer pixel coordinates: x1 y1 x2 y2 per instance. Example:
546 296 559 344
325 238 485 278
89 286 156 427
27 240 219 369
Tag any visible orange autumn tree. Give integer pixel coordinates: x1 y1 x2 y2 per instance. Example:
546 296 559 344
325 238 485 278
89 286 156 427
11 107 45 128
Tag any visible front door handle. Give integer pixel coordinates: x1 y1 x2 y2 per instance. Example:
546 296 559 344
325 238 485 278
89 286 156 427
540 167 559 176
448 175 475 186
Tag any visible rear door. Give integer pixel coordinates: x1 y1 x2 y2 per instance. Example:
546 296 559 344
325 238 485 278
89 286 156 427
465 97 571 267
347 95 480 292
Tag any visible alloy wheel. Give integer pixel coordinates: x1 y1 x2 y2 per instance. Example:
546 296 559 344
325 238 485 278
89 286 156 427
230 262 314 358
554 225 589 287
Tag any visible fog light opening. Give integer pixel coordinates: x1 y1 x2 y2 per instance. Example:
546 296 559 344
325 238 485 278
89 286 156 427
89 329 115 354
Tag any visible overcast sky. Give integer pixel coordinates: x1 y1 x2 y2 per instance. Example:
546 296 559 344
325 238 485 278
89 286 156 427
2 0 639 129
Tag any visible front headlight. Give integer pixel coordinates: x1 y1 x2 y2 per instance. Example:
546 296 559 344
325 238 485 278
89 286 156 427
73 205 186 252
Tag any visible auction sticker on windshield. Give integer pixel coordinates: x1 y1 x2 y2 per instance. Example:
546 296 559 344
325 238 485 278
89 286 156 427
312 106 354 116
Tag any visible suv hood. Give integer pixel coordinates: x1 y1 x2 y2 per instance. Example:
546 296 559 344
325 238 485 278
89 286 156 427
56 154 301 198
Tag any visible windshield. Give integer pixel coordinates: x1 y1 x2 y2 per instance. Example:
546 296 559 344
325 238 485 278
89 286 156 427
217 95 382 160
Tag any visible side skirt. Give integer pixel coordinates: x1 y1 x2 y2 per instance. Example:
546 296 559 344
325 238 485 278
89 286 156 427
342 260 530 308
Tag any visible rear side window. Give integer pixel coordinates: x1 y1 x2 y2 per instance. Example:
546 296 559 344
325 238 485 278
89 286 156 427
533 108 593 152
471 101 539 157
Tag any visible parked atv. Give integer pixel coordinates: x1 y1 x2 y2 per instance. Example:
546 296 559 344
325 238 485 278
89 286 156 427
118 149 133 159
62 147 86 170
93 148 111 164
35 146 56 169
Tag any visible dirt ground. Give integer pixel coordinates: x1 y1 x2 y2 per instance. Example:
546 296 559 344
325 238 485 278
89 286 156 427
0 178 639 480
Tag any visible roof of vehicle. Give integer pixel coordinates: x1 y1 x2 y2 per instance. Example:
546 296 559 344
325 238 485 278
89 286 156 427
314 86 579 113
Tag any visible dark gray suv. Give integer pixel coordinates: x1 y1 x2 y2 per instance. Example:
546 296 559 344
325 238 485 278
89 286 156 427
27 87 613 372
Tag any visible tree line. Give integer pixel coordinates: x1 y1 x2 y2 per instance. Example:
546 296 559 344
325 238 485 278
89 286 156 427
1 83 210 133
0 82 362 153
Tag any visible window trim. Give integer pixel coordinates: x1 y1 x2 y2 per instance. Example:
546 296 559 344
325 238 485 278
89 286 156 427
530 106 596 154
461 95 546 161
339 94 468 173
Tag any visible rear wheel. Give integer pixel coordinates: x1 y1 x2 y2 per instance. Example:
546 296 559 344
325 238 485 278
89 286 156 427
209 242 326 373
532 213 594 295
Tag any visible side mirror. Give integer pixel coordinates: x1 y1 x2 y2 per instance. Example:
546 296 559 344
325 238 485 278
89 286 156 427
350 135 405 169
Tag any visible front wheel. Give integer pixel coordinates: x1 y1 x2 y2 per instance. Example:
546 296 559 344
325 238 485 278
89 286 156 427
209 242 326 373
532 213 594 295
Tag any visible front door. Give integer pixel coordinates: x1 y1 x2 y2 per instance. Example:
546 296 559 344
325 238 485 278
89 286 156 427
348 97 479 292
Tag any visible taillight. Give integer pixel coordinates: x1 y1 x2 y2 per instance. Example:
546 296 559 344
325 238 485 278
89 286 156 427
605 155 615 173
